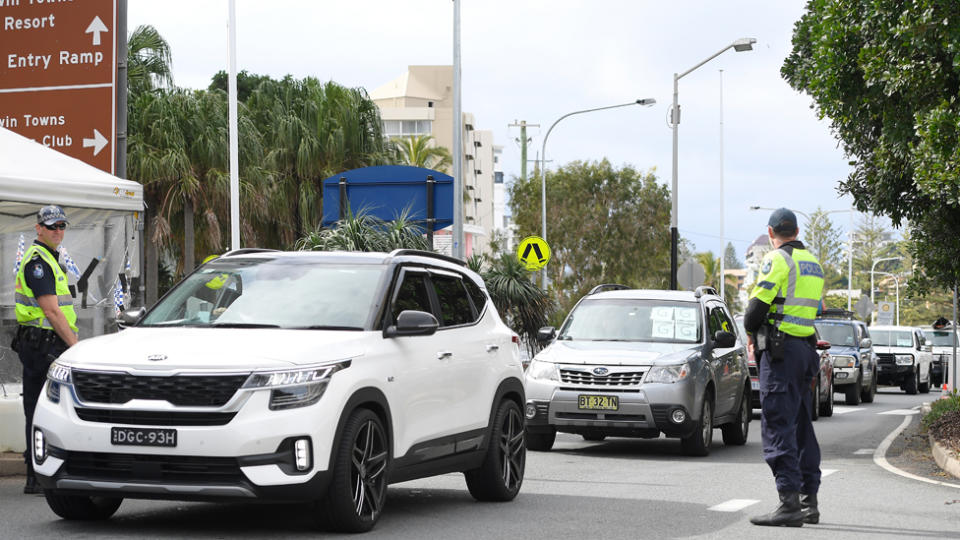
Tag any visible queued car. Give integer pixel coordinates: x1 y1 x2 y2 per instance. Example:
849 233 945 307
31 249 526 533
921 325 957 388
525 285 751 457
734 316 833 419
871 325 932 394
814 309 877 406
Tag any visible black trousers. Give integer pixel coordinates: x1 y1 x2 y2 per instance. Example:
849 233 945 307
18 330 66 474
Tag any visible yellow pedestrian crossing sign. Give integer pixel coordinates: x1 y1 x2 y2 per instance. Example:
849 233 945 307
517 236 551 271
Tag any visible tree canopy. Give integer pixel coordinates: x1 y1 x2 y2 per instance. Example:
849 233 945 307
508 159 671 309
782 0 960 291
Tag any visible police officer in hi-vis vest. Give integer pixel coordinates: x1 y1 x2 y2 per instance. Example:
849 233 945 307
743 208 825 527
13 205 78 494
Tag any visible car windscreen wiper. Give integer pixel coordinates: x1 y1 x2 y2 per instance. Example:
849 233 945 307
291 325 364 331
210 323 281 328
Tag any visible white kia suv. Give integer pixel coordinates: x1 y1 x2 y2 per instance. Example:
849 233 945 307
32 249 525 533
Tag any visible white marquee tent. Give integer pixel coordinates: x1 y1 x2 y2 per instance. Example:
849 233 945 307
0 127 144 385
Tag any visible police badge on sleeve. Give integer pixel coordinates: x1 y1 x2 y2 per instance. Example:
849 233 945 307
761 259 772 274
32 263 44 279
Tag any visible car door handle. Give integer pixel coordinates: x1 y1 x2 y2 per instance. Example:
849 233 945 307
486 344 499 352
437 351 453 360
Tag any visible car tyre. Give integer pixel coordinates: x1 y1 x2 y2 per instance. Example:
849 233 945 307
811 379 820 422
819 378 834 417
681 395 713 457
582 434 606 442
905 370 919 395
845 373 862 405
318 408 389 533
721 389 750 446
919 370 931 394
44 493 122 520
465 400 525 502
862 368 877 403
525 428 556 451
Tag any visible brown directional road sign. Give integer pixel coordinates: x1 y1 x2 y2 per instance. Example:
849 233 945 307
0 0 117 174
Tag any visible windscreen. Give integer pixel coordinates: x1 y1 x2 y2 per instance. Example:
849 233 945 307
871 330 914 347
558 299 701 343
140 259 384 329
814 322 857 347
926 330 958 347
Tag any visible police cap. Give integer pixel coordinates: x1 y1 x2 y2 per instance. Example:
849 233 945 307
767 207 797 235
37 205 69 225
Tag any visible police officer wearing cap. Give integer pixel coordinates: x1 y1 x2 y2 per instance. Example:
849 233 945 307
13 205 78 494
743 208 825 527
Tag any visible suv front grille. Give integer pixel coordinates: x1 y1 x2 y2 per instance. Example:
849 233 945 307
875 353 895 366
75 408 237 426
64 451 243 483
560 369 645 386
72 370 248 406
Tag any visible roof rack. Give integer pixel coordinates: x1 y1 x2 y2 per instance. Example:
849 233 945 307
694 286 719 299
389 249 466 267
588 283 631 295
221 248 281 258
818 308 856 320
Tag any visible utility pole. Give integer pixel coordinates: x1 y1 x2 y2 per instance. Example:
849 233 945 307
509 120 540 182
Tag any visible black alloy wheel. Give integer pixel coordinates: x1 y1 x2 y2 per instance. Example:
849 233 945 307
466 400 525 501
318 409 389 533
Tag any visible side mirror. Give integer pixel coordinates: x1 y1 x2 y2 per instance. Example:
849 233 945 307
816 340 831 351
713 330 736 348
537 326 557 343
924 344 933 353
118 307 145 328
860 338 872 349
383 310 439 338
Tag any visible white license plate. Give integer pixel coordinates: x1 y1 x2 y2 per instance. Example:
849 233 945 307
111 427 177 447
751 380 759 391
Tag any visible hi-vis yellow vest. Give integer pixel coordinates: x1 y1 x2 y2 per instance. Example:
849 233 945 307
15 244 78 334
749 246 824 337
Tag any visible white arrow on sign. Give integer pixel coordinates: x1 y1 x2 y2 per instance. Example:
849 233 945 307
83 129 108 156
85 16 109 46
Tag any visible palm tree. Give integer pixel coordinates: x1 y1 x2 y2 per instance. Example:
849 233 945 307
246 77 393 246
296 207 430 252
392 135 452 173
482 254 553 357
127 25 173 96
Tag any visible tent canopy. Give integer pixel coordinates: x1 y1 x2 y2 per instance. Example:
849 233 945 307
0 127 143 212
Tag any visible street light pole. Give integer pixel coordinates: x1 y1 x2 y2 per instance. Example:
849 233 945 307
670 37 756 290
540 98 656 288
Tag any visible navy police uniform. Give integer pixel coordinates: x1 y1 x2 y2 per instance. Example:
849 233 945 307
744 208 825 527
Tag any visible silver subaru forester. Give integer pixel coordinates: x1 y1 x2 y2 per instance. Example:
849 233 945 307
523 285 751 456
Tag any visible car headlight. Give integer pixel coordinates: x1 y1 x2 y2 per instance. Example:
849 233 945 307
47 361 71 384
645 363 690 384
895 354 914 366
527 360 559 382
243 361 350 410
832 355 856 368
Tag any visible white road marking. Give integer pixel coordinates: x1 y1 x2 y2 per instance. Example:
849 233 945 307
709 499 760 512
821 468 838 477
878 409 920 415
853 448 875 455
874 414 960 489
831 406 865 415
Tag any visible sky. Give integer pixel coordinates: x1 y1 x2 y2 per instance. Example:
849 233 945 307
128 0 876 263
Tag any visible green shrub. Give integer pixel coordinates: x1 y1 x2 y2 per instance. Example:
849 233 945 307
923 390 960 429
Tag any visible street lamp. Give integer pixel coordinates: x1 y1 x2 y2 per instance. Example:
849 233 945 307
749 205 856 309
670 37 756 290
539 98 656 288
871 256 902 305
873 270 900 325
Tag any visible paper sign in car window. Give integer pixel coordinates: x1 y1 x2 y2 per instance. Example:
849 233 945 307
651 307 674 321
896 338 912 347
675 322 697 341
652 320 675 339
674 308 697 322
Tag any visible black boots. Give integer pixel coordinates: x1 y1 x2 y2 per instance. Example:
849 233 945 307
23 474 41 495
750 491 804 527
800 492 819 524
